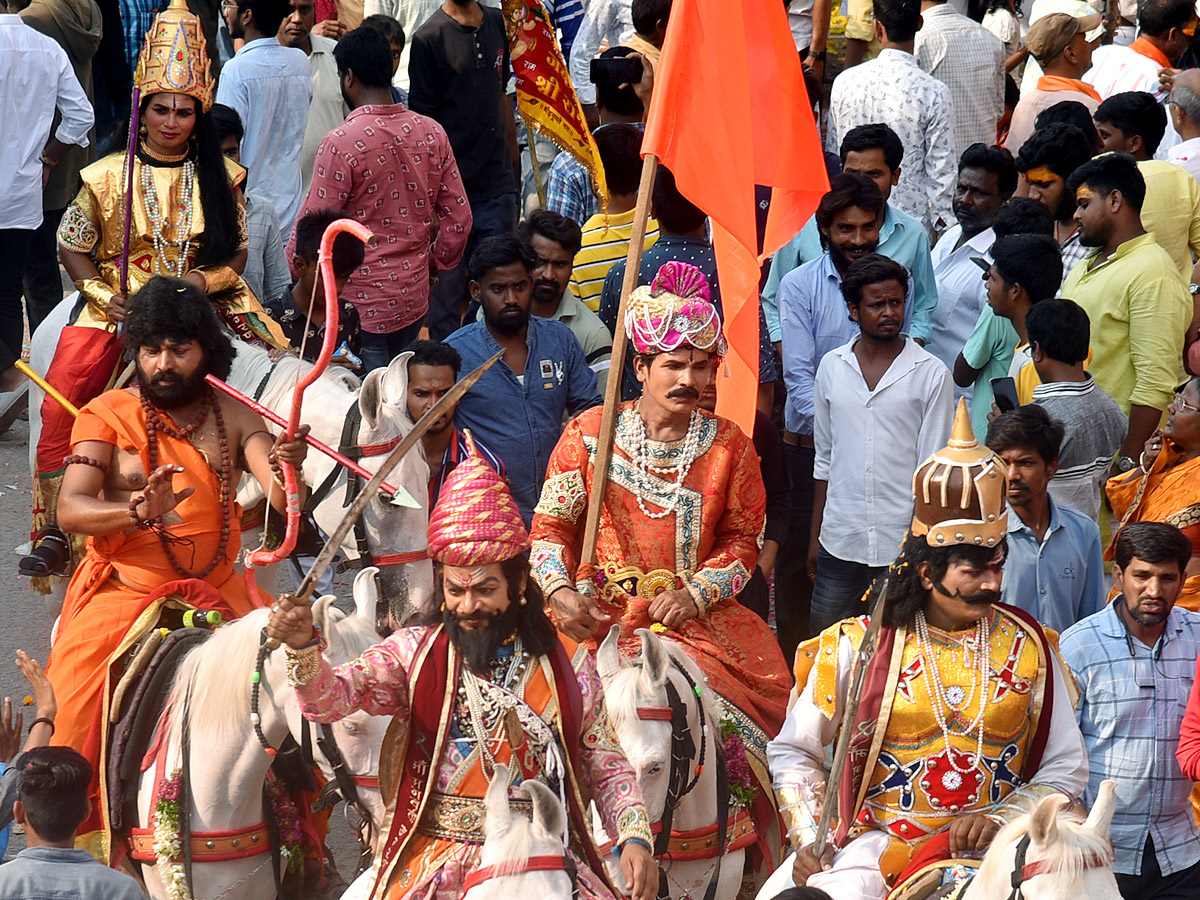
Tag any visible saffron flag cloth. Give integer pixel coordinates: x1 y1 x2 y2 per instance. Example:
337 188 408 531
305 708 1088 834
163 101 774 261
641 0 829 435
502 0 608 203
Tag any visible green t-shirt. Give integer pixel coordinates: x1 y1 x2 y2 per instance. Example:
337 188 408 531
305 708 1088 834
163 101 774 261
961 305 1019 441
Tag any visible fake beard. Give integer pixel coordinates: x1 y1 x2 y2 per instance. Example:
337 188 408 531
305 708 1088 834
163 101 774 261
444 598 524 674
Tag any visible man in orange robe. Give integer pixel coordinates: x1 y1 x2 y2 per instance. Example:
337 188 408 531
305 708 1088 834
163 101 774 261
45 276 308 853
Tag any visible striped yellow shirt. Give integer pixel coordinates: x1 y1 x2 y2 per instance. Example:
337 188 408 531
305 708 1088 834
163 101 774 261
568 209 659 311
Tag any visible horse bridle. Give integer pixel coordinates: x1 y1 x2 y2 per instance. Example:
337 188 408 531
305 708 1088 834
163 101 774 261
461 853 579 897
1004 832 1112 900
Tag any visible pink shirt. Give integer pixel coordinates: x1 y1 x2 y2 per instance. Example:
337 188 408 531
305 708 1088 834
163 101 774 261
294 104 473 333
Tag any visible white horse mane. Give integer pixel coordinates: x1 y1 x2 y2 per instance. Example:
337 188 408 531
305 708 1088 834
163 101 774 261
971 804 1112 892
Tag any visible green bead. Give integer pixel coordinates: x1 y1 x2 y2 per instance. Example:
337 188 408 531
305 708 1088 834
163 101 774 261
693 685 702 697
251 671 261 684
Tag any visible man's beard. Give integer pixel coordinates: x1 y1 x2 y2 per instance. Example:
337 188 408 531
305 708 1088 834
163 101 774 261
531 279 561 306
444 599 523 673
829 240 877 272
484 305 529 336
137 365 208 409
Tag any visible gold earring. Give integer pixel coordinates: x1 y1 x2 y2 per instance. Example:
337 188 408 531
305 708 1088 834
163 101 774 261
519 596 527 607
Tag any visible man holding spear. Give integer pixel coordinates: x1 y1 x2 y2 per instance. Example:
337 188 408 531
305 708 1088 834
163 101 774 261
762 401 1088 898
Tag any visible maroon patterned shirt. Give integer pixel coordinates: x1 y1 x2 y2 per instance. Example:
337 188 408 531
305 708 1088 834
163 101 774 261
294 104 472 333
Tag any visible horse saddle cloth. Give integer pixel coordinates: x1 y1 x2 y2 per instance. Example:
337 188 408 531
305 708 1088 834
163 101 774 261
106 627 211 833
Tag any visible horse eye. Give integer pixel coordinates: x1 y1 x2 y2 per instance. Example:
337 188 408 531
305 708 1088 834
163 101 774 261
648 764 663 776
343 722 359 733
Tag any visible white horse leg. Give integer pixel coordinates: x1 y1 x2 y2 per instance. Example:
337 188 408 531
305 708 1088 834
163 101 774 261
755 851 798 900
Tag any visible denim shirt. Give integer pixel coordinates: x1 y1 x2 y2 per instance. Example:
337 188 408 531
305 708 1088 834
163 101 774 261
0 847 146 899
446 316 601 525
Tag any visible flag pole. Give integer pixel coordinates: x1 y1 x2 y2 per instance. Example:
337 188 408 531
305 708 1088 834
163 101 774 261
580 152 658 566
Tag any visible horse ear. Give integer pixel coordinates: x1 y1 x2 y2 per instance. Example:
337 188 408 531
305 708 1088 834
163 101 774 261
637 627 669 690
1028 793 1069 846
597 625 621 682
359 368 386 431
1084 780 1117 839
522 778 564 842
379 351 414 408
312 593 336 637
352 567 380 623
483 764 513 838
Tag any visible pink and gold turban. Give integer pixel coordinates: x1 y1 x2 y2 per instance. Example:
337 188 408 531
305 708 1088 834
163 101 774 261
427 432 531 566
624 261 727 357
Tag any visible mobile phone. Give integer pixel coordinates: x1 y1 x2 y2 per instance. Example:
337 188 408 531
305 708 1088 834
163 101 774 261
590 56 644 86
991 376 1019 414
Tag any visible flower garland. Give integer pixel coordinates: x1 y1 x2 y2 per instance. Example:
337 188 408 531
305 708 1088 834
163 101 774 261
719 719 758 809
152 770 304 900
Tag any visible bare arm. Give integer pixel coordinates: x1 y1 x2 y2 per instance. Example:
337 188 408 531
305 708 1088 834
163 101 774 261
954 351 981 388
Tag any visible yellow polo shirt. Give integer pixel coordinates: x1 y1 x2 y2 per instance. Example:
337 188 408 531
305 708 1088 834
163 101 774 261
568 210 659 311
1138 159 1200 278
1060 232 1189 414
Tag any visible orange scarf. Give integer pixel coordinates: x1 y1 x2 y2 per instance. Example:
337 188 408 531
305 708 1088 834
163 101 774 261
1037 75 1102 101
1130 36 1171 68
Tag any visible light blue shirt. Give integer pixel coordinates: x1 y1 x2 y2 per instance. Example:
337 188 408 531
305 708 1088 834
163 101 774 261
762 203 938 344
1000 496 1106 634
215 37 312 238
778 252 914 435
1060 603 1200 876
0 847 145 899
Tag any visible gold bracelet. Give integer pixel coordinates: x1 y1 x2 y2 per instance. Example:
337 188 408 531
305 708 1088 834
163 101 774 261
284 645 321 686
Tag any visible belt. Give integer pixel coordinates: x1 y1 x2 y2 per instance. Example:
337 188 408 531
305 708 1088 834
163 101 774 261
418 792 534 843
782 430 814 449
597 564 683 602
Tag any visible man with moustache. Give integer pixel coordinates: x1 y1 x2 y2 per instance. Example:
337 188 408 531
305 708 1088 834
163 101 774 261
46 277 308 825
807 254 954 631
446 235 601 526
762 401 1088 899
1063 522 1200 898
266 441 657 900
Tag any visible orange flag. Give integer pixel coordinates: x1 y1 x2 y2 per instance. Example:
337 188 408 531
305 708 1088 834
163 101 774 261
641 0 829 436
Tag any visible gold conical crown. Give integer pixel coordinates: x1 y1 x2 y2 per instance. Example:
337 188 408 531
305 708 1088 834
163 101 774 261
134 0 214 112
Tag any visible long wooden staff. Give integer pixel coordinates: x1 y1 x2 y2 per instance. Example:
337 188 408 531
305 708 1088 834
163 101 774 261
579 153 658 565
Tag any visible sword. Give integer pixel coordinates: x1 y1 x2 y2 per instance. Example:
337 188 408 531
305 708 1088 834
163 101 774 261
813 577 890 860
264 350 502 649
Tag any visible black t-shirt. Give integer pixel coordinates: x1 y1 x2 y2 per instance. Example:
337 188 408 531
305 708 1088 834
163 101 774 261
407 6 515 202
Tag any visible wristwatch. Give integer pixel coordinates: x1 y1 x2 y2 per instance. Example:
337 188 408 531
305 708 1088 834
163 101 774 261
1190 282 1200 295
809 49 827 61
1116 455 1138 473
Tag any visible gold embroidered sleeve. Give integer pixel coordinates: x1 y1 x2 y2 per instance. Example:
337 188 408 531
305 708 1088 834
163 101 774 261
988 784 1072 825
235 188 249 252
774 779 825 849
616 805 653 847
58 193 99 254
531 539 574 598
534 469 588 523
193 264 241 294
581 712 623 753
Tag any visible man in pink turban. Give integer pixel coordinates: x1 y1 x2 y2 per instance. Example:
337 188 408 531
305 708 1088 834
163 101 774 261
267 435 657 900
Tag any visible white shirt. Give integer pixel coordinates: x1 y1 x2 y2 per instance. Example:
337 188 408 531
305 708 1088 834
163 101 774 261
925 224 994 374
0 14 92 230
828 48 957 232
787 0 814 53
363 0 439 91
1167 136 1200 184
813 335 955 566
1085 43 1179 157
568 0 633 106
298 34 348 196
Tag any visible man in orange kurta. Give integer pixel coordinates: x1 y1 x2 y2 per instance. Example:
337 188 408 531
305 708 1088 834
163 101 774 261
529 262 791 777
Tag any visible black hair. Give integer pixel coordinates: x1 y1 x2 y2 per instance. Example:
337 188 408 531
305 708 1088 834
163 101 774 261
594 123 645 196
1034 101 1100 154
237 0 290 37
879 534 1009 627
840 123 904 172
518 209 583 256
1004 73 1020 108
596 47 645 116
815 172 885 247
17 747 94 843
992 197 1055 237
123 276 236 380
986 403 1065 464
405 339 462 376
292 209 367 279
208 103 244 145
990 233 1063 301
874 0 922 43
1067 152 1147 212
1015 122 1096 181
1114 521 1193 575
1139 0 1196 36
769 890 835 900
334 26 394 89
360 13 405 49
1025 298 1090 364
467 234 534 283
958 142 1019 195
652 165 707 234
1095 91 1168 155
137 94 240 268
632 0 672 36
841 253 909 306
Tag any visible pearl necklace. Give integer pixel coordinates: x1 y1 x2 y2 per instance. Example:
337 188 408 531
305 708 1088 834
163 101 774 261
627 404 703 519
914 611 991 782
140 154 195 277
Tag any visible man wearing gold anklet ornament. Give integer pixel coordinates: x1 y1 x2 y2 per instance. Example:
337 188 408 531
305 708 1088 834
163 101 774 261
528 261 792 872
266 435 657 900
759 399 1089 900
46 278 309 857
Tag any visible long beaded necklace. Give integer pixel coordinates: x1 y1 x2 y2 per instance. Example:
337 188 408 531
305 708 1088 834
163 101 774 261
141 388 232 579
914 610 992 789
461 638 527 781
140 150 195 277
627 403 703 519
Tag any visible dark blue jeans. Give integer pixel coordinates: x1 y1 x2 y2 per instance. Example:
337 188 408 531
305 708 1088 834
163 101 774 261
1115 836 1200 900
358 319 424 373
774 442 814 660
809 545 887 634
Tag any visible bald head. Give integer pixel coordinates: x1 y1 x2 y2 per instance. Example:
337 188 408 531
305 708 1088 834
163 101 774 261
1172 70 1200 139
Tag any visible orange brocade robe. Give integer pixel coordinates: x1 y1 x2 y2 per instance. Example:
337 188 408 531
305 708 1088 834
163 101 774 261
46 390 266 763
529 403 791 740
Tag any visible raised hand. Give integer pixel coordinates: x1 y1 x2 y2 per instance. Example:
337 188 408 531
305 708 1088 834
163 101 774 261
135 464 195 522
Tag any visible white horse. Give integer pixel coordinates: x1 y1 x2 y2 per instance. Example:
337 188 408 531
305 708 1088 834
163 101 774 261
596 626 747 900
132 568 391 900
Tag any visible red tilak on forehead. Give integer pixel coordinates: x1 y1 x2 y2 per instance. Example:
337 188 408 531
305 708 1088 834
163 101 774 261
444 566 491 588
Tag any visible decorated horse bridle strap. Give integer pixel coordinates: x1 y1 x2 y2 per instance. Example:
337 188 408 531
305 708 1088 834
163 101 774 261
636 707 673 721
1006 833 1112 900
461 854 574 892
